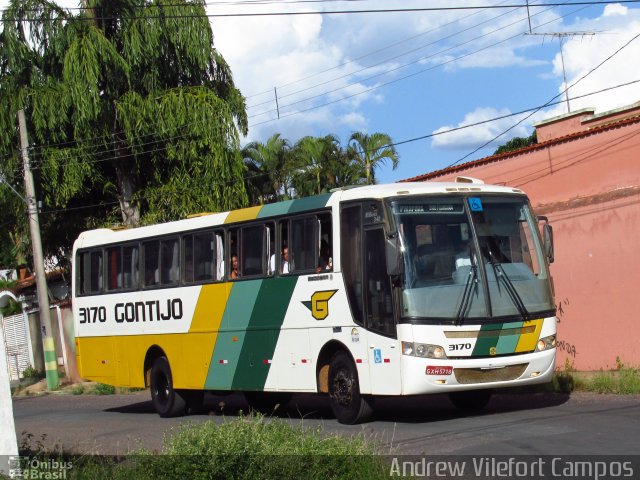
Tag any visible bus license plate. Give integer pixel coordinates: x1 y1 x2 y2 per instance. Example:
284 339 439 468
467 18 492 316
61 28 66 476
426 366 453 376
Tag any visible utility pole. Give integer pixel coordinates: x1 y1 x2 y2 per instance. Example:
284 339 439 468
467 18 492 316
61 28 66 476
17 109 59 390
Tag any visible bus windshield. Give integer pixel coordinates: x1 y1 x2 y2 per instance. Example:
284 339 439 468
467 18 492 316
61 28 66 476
391 195 554 322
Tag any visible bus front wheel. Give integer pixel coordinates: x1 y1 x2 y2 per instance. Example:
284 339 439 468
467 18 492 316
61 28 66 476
328 351 373 424
150 356 186 417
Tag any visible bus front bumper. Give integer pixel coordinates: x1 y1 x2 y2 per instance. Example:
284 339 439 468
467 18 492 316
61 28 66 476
400 348 556 395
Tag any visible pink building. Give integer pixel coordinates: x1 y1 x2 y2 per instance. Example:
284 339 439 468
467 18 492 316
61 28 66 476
403 102 640 371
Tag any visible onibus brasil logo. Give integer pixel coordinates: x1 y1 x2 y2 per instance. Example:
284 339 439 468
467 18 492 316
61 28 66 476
302 290 338 320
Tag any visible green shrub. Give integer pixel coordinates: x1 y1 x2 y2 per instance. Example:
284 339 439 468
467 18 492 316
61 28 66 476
67 415 388 480
21 365 43 381
135 415 387 480
71 385 85 395
93 383 116 395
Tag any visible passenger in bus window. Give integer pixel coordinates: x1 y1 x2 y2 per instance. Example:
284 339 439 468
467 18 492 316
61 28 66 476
269 246 290 274
230 254 239 279
281 247 290 274
317 240 332 273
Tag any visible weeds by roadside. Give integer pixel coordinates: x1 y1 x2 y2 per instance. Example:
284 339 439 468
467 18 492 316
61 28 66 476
13 415 388 480
543 357 640 395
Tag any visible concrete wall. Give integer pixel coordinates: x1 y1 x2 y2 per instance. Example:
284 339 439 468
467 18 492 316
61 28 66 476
0 319 19 474
410 106 640 370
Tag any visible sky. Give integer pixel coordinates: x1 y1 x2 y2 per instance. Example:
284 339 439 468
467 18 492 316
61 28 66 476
3 1 640 184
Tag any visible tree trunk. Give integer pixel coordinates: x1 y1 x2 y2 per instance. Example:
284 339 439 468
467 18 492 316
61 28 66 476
115 163 140 227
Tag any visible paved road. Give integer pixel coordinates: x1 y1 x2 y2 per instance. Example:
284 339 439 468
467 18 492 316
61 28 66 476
12 390 640 455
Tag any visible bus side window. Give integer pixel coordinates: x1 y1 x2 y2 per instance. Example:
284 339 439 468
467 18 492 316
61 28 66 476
184 231 218 283
183 234 195 283
267 223 275 276
291 216 315 272
277 220 290 275
215 232 225 280
317 213 333 273
160 238 180 285
123 245 139 289
90 250 103 293
229 228 239 279
241 224 265 277
106 246 122 291
341 205 364 325
78 250 101 295
143 240 160 287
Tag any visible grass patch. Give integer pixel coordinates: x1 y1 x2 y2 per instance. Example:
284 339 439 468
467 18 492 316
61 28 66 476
579 360 640 394
17 415 388 479
540 357 640 395
92 383 116 395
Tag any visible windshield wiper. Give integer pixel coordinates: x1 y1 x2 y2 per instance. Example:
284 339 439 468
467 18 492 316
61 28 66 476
455 262 478 326
488 254 530 320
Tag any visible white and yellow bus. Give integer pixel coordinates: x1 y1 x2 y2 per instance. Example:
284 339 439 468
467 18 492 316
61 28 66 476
72 179 556 424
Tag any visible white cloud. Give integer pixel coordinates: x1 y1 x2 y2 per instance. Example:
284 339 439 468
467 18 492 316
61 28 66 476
603 3 628 17
431 107 535 150
211 0 561 144
432 5 640 152
545 8 640 118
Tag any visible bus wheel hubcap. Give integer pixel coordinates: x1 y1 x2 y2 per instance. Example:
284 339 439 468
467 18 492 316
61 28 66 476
333 370 353 406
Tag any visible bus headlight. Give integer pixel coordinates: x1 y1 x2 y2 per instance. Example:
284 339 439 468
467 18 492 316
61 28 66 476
402 342 448 359
535 334 556 352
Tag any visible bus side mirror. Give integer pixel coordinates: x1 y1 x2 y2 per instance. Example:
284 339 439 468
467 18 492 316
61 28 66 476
386 234 403 277
538 216 554 264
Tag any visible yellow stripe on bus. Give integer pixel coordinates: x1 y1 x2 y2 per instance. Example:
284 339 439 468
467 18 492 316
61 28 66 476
515 319 543 352
224 205 262 224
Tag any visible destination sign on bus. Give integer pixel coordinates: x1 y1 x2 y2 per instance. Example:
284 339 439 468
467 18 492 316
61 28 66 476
395 204 462 214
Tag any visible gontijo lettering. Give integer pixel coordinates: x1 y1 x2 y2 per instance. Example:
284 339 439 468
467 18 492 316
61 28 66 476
115 299 183 323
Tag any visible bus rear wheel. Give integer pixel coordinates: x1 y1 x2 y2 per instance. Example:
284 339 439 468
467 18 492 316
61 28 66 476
448 389 493 412
150 356 186 417
328 351 373 424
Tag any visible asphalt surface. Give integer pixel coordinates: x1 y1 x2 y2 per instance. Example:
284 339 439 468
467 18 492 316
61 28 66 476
11 390 640 456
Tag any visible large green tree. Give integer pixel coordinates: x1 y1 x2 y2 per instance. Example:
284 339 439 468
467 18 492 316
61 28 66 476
348 132 398 185
0 0 248 265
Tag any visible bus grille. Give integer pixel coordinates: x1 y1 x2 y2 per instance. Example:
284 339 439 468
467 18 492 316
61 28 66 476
454 363 528 384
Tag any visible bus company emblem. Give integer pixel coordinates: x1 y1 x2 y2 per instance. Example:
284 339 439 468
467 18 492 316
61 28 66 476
489 347 497 356
303 290 338 320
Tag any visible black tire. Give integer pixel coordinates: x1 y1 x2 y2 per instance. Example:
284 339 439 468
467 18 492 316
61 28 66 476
328 351 373 424
244 391 291 415
150 356 186 417
449 389 493 412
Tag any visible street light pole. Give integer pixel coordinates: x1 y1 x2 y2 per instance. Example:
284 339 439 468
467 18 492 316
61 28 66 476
17 109 59 390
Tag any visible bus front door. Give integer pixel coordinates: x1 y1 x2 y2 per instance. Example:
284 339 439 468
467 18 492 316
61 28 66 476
364 227 401 395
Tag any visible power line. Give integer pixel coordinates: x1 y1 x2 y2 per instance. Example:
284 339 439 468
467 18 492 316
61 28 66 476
244 0 517 99
246 0 523 109
2 1 638 21
10 78 638 217
447 30 640 168
248 2 590 127
387 78 640 150
23 78 640 200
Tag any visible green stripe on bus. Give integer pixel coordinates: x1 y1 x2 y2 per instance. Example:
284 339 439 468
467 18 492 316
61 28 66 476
287 193 332 213
494 321 523 355
231 276 298 391
472 323 503 356
205 280 262 390
257 200 295 218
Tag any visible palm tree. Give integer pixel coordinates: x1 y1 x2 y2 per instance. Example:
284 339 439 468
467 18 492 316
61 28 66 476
348 132 399 185
291 135 342 196
242 133 291 204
